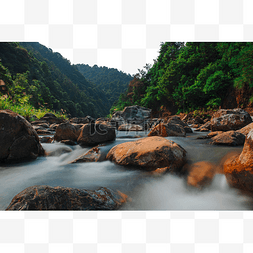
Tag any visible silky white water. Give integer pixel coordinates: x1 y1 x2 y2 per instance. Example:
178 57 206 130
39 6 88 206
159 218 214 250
0 131 251 210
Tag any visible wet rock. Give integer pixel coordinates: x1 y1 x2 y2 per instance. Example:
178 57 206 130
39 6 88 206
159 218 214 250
77 123 116 146
0 110 45 163
60 140 77 145
70 146 104 163
36 129 54 135
148 122 186 137
224 130 253 192
210 130 245 146
236 122 253 136
31 122 50 128
167 116 193 133
46 146 72 156
106 136 186 172
49 123 59 131
40 113 64 124
187 161 216 189
118 124 143 131
194 121 211 132
210 108 252 131
39 136 53 143
54 122 81 142
6 185 128 210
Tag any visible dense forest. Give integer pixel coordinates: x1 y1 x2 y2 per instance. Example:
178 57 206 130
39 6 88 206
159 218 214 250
111 42 253 116
0 42 132 119
76 64 132 106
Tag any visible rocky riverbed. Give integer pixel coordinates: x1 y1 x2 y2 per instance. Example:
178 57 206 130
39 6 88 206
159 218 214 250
1 106 253 210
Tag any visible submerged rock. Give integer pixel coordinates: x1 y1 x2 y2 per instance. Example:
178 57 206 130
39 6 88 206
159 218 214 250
210 130 245 146
187 161 216 189
106 136 186 172
224 130 253 192
118 124 143 131
148 122 186 137
0 109 45 163
77 123 116 146
6 185 128 210
210 108 252 131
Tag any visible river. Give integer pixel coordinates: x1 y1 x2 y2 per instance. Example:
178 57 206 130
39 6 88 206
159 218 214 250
0 130 252 210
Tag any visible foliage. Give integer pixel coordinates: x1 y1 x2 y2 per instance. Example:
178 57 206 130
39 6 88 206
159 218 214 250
112 42 253 114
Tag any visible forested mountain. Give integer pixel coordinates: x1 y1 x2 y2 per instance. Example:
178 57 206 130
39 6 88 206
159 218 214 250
76 64 132 106
0 42 115 118
111 42 253 116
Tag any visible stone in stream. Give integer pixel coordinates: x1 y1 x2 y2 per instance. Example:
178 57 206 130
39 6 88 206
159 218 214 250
167 116 193 133
187 161 216 189
0 109 45 163
77 123 116 146
148 122 186 137
210 130 245 146
210 108 252 131
40 113 64 124
54 122 81 142
236 122 253 136
106 136 186 173
224 130 253 192
6 185 128 210
118 124 143 131
70 146 104 163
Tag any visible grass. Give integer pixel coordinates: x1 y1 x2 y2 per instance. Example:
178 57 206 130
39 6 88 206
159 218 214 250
0 96 68 120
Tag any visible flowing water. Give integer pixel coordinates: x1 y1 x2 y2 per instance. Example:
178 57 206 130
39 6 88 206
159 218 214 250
0 130 252 210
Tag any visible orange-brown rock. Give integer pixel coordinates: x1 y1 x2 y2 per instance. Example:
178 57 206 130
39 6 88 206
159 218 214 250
210 108 252 131
148 122 186 137
106 136 186 172
224 130 253 192
236 122 253 136
70 146 104 163
187 161 216 189
207 131 223 138
6 185 128 210
54 122 81 142
210 130 245 146
0 110 45 163
39 136 53 143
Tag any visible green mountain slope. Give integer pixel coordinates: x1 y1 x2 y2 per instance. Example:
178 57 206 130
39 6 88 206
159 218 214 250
76 64 133 106
0 42 111 118
112 42 253 115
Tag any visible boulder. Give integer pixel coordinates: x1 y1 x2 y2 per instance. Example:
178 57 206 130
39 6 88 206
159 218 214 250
6 185 128 210
148 122 186 137
118 124 143 131
39 136 53 143
54 122 81 142
70 146 104 163
0 110 45 162
224 130 253 192
210 130 245 146
106 136 186 172
77 123 116 146
194 121 211 132
40 113 64 124
167 116 193 133
36 129 54 135
210 108 252 131
236 122 253 136
187 161 216 189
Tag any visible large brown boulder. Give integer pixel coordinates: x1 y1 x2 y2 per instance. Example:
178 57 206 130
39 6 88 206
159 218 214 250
148 122 186 137
106 136 186 172
6 185 128 210
0 110 45 163
77 123 116 146
210 108 252 131
210 130 245 146
224 130 253 192
54 122 81 142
